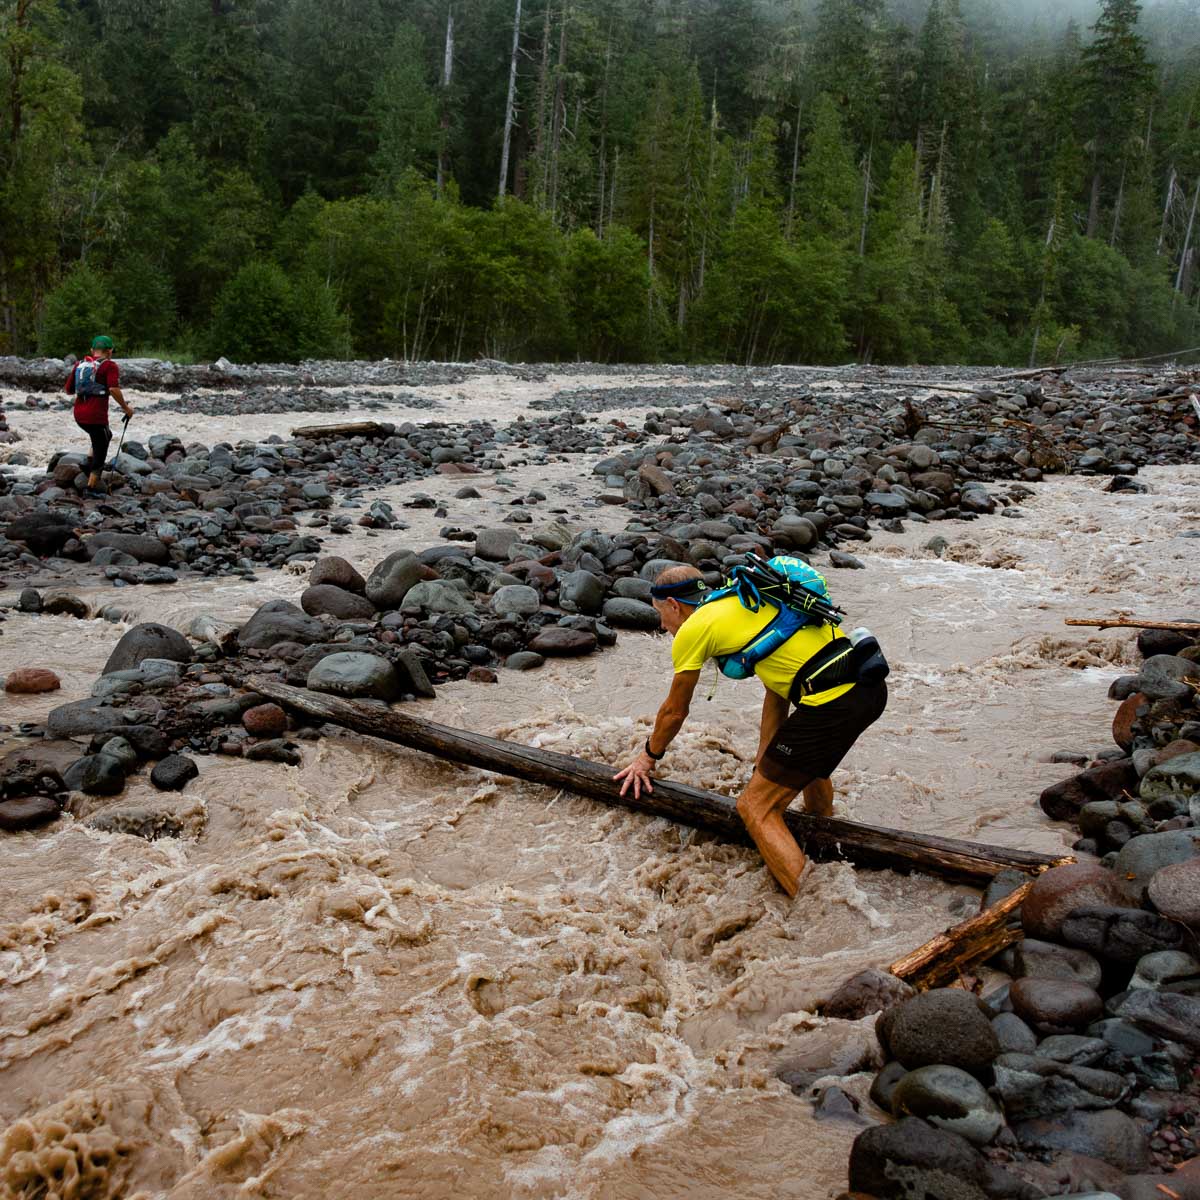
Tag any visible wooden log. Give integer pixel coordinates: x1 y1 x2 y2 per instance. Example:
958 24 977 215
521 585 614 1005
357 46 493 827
291 421 393 439
251 678 1071 886
1066 618 1200 631
889 882 1034 991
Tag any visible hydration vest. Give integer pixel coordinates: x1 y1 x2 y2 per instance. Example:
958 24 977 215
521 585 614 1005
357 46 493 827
73 358 108 399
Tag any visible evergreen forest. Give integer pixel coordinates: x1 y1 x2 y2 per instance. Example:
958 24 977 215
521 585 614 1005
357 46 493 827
3 0 1200 366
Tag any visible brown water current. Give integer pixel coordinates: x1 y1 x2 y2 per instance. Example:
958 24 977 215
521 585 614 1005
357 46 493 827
1 375 1198 1198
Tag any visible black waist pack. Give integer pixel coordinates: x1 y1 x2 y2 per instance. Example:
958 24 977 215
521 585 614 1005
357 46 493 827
790 633 890 701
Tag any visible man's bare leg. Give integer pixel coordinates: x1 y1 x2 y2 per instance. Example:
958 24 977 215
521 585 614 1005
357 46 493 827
736 769 806 896
802 777 833 818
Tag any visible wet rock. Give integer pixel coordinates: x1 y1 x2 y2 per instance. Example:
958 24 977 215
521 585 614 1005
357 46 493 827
505 651 545 671
1139 751 1200 806
991 1012 1038 1055
307 651 401 702
869 1062 908 1112
1039 760 1139 822
1116 989 1200 1049
4 511 75 555
475 527 521 561
300 583 376 621
17 587 43 613
1127 950 1200 994
1136 654 1200 702
85 531 170 564
99 737 138 771
1147 858 1200 928
41 591 89 618
771 515 818 550
237 600 325 649
0 795 61 832
1010 978 1104 1033
1012 939 1103 990
877 989 999 1076
364 549 423 608
243 739 302 765
1021 864 1129 942
824 969 916 1020
1013 1110 1149 1173
1137 628 1196 658
62 753 126 796
1112 692 1146 751
392 649 435 699
992 1053 1130 1119
467 666 498 683
492 584 541 616
1060 905 1185 965
1113 829 1200 902
891 1064 1003 1146
46 698 134 739
4 667 61 694
559 570 606 615
812 1086 870 1125
1033 1035 1107 1066
848 1117 990 1198
405 576 475 614
102 622 194 674
527 627 597 657
829 550 865 569
243 703 288 738
150 754 199 791
86 805 185 840
309 555 367 593
601 597 661 630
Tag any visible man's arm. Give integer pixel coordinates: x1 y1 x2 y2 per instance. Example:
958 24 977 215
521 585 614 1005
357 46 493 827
613 669 700 799
109 384 133 419
757 687 790 765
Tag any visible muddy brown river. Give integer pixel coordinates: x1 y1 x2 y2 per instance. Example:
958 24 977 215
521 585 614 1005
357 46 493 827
1 373 1198 1199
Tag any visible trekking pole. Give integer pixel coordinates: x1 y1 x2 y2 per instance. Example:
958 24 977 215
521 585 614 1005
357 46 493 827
106 412 131 470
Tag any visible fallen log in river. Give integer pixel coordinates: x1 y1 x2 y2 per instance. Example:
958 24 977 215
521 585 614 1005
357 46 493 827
253 678 1071 886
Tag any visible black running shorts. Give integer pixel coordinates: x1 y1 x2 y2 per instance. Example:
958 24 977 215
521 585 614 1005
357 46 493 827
758 681 888 790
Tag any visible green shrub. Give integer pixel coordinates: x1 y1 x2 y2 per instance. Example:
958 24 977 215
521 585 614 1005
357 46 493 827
205 261 351 362
39 263 116 357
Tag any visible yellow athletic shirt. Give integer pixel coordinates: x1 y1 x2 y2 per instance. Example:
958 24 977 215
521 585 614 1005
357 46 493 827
670 595 854 706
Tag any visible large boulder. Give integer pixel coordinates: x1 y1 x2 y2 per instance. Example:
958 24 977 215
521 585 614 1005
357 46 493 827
1112 829 1200 902
1060 905 1185 965
1116 989 1200 1049
150 754 199 791
237 600 325 650
0 796 61 832
4 668 61 695
1009 978 1103 1033
45 698 134 739
823 969 915 1020
491 584 541 616
876 989 999 1076
85 532 169 565
365 550 423 608
1039 759 1139 821
601 598 661 631
307 652 401 702
102 622 193 675
309 556 366 594
62 753 127 796
1139 751 1200 805
1012 1109 1149 1173
1148 857 1200 928
4 511 75 556
559 570 606 615
475 528 521 561
848 1117 990 1198
1021 863 1129 941
300 584 376 621
527 627 598 657
890 1065 1003 1146
400 580 474 615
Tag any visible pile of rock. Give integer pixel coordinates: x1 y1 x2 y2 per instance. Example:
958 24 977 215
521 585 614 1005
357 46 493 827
827 622 1200 1199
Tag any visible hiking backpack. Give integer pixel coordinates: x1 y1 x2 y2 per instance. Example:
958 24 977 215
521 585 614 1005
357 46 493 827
73 359 108 399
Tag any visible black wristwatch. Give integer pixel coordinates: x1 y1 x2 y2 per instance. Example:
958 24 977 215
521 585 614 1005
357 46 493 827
644 738 664 761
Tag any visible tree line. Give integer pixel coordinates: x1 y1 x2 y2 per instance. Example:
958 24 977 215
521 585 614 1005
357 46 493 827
2 0 1199 366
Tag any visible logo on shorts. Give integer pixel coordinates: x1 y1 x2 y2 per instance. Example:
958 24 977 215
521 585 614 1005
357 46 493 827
773 743 792 755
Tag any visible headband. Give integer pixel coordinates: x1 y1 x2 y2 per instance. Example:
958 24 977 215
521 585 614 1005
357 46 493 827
649 578 708 602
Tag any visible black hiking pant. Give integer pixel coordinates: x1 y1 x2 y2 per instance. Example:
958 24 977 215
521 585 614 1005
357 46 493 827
76 420 112 474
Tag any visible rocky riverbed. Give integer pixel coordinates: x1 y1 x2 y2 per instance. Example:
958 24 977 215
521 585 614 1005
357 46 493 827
0 358 1197 1200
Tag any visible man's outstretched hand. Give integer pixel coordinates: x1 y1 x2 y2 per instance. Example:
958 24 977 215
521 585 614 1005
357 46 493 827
613 751 656 799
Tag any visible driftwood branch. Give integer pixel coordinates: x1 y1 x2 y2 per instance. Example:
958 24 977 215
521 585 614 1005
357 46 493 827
889 881 1034 990
1066 618 1200 631
252 678 1070 886
291 421 393 439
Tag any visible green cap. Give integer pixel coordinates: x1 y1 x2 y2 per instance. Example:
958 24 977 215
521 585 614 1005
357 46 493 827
91 334 114 350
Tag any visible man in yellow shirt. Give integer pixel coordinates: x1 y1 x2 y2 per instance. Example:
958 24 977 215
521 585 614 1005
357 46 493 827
613 564 887 896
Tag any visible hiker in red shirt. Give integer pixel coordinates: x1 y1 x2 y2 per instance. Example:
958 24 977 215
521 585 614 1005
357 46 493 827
64 334 134 497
